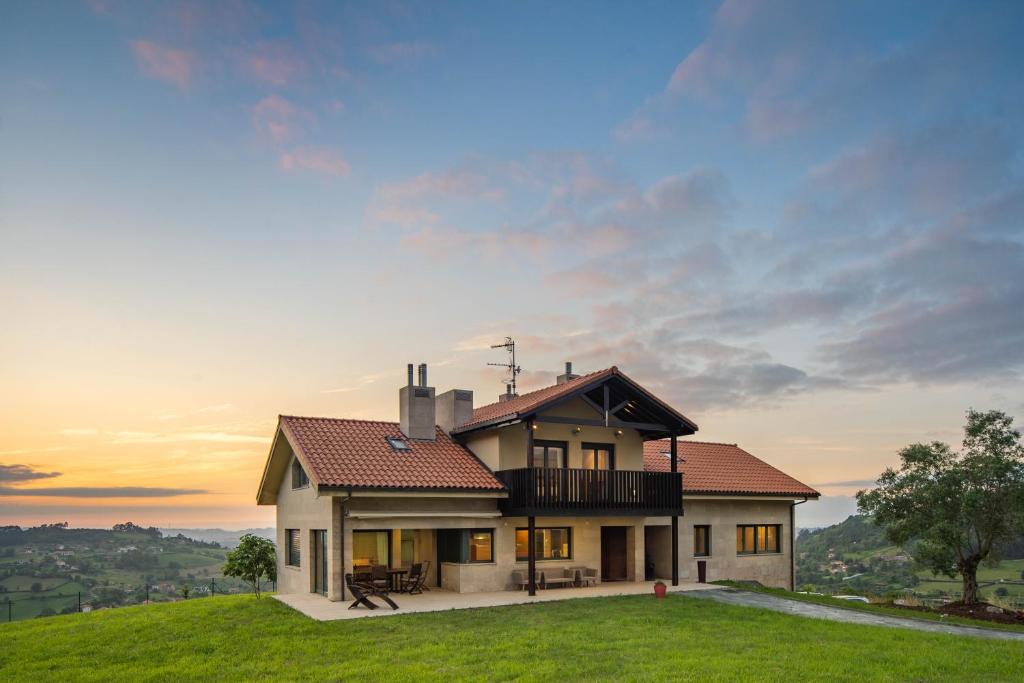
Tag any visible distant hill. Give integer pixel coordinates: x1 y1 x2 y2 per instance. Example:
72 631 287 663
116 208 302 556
795 514 1024 600
0 523 264 621
159 528 275 548
796 515 891 560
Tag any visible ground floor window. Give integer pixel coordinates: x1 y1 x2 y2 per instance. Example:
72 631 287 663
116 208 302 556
437 528 494 563
736 524 781 554
285 528 301 566
694 525 711 557
515 527 572 561
469 530 493 562
353 530 391 567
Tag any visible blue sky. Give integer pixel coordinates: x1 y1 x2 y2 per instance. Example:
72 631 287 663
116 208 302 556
1 1 1022 528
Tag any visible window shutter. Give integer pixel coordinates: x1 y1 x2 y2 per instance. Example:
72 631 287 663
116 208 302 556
287 529 301 566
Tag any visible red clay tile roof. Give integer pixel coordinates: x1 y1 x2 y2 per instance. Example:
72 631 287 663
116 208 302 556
643 440 819 498
462 368 616 429
280 416 504 491
460 366 696 432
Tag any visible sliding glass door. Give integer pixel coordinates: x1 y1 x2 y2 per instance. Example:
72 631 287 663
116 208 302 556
352 530 391 568
312 529 327 595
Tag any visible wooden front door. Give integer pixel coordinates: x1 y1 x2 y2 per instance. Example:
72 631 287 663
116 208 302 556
601 526 628 581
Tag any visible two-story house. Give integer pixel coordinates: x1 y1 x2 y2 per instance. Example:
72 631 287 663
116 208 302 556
256 363 818 601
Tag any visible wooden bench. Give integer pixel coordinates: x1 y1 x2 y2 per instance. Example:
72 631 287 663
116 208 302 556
540 572 576 589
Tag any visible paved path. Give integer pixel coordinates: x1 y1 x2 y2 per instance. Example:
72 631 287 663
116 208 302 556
684 588 1024 641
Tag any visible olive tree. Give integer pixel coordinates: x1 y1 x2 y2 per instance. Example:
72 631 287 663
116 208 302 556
223 534 277 598
857 410 1024 604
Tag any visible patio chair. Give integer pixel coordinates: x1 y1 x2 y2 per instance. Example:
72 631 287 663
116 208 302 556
418 560 432 591
510 570 529 591
401 563 425 594
346 572 399 610
370 564 390 591
345 573 379 610
580 568 598 587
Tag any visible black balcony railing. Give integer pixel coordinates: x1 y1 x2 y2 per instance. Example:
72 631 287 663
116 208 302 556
495 467 683 516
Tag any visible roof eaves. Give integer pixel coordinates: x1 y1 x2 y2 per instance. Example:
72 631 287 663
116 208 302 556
453 368 618 435
685 489 821 498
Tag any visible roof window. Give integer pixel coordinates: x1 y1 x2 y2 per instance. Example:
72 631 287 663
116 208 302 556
387 437 411 451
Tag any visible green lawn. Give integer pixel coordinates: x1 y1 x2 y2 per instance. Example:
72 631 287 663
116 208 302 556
2 594 1023 681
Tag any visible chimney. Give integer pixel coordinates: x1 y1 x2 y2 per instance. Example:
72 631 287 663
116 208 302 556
498 383 517 403
557 361 580 385
437 389 474 434
400 362 435 440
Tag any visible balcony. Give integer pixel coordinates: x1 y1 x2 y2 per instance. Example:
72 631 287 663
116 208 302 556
495 467 683 516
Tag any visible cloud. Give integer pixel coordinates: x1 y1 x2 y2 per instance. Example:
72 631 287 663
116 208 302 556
368 165 507 226
58 428 98 436
0 486 207 498
251 95 307 144
368 41 437 64
279 146 351 176
0 464 61 482
0 446 66 456
616 1 1024 144
155 403 234 421
240 42 306 86
131 40 195 90
807 123 1015 224
107 430 270 445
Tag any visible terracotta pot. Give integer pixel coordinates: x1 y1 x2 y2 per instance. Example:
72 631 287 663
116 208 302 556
654 582 667 598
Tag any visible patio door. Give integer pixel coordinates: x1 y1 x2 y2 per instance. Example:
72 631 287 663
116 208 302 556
312 529 327 595
601 526 628 582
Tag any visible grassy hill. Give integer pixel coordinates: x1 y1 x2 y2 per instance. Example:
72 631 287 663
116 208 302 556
797 515 1024 604
0 524 257 621
2 594 1023 681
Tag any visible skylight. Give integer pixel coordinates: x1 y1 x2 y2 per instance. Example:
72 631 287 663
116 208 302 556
387 437 411 451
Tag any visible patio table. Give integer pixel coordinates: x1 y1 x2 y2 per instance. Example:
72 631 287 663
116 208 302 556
387 568 407 592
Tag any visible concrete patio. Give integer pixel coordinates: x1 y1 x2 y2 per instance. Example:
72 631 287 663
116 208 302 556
275 581 723 621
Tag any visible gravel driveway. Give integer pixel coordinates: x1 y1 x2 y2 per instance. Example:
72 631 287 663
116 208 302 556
685 588 1024 641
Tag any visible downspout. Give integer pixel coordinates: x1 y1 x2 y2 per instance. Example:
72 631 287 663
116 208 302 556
789 497 809 591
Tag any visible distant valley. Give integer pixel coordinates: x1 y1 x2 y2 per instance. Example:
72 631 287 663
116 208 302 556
796 514 1024 605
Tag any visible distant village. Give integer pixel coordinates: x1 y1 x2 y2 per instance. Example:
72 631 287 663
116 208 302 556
0 523 254 620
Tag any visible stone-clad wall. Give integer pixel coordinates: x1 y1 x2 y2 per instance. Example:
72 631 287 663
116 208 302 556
676 498 794 589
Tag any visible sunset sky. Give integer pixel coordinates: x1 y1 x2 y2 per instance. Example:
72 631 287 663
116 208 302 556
2 1 1022 530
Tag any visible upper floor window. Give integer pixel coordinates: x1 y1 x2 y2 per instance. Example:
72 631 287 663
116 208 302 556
694 525 711 557
736 524 781 555
530 440 565 468
291 459 309 489
581 443 614 470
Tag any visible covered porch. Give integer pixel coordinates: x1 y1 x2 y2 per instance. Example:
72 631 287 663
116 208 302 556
276 580 721 621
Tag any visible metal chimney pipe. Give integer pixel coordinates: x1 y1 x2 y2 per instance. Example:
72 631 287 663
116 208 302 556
407 364 414 386
418 363 428 387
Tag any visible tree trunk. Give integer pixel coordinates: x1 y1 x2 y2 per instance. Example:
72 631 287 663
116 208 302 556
961 559 980 605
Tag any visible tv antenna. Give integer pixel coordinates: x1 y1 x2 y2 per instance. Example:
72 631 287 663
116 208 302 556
488 337 522 396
